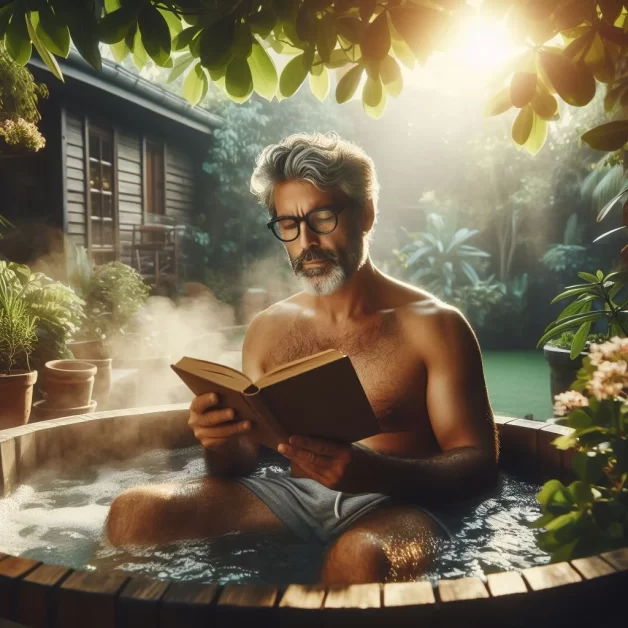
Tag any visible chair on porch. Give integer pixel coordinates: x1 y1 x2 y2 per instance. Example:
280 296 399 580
130 216 183 292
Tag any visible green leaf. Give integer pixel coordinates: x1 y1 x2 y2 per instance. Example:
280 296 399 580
551 285 600 302
553 433 577 450
233 22 253 59
279 53 308 98
380 55 402 98
336 17 363 44
390 24 415 69
512 105 534 146
309 64 330 101
538 479 567 506
531 91 558 119
109 39 130 63
362 74 386 118
26 13 62 81
545 510 581 532
361 11 390 61
510 71 537 108
5 11 32 66
225 56 253 103
0 5 13 39
100 6 137 44
130 27 148 70
360 0 377 24
537 311 605 347
182 62 206 105
248 41 278 101
36 4 70 58
248 10 276 38
522 111 548 156
316 14 336 63
569 481 594 506
336 64 364 103
572 451 607 483
158 8 182 36
528 512 555 529
139 5 171 66
570 321 592 359
167 53 194 83
582 120 628 152
484 87 512 117
61 4 101 71
199 19 235 71
539 49 596 107
173 26 199 51
567 407 593 429
578 271 600 283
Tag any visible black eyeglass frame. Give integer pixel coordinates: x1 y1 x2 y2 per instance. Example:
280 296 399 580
266 206 347 242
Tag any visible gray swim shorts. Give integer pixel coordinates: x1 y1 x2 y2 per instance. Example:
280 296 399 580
237 471 452 543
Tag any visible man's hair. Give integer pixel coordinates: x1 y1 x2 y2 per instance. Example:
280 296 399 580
250 132 380 218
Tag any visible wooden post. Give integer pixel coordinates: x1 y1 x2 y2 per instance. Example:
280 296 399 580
117 577 170 628
0 557 41 621
159 582 219 628
216 584 278 628
277 585 326 628
323 584 380 628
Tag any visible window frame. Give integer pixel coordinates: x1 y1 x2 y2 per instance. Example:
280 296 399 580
84 118 120 263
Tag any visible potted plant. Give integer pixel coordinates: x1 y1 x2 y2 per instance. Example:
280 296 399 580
0 265 38 428
531 337 628 561
538 270 628 404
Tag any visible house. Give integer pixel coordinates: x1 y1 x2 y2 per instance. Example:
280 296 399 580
0 49 222 276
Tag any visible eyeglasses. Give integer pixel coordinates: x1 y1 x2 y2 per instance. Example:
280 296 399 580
267 206 346 242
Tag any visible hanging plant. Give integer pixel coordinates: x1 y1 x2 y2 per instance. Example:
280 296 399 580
0 40 47 152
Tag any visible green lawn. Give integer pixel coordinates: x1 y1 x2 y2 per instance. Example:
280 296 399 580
482 351 553 421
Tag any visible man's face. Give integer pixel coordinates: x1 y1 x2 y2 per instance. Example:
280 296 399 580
273 180 366 296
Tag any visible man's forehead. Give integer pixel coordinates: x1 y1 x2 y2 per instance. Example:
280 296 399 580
274 180 345 215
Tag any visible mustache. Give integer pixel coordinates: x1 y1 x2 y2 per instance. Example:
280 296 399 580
292 247 339 273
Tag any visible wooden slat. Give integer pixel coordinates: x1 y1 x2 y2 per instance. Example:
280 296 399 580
118 170 141 185
216 584 278 627
522 562 582 591
66 114 83 132
382 581 435 606
601 547 628 571
438 577 489 602
539 423 574 482
486 571 528 596
57 570 130 628
66 144 83 160
0 439 17 496
500 418 546 475
0 557 41 620
159 582 219 628
67 167 84 182
118 158 141 175
16 564 72 628
67 191 85 204
117 577 170 628
279 585 326 609
570 555 616 580
67 178 84 193
324 584 380 608
66 129 84 148
67 156 84 171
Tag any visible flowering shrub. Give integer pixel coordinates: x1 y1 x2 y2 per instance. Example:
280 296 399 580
533 337 628 561
0 116 45 151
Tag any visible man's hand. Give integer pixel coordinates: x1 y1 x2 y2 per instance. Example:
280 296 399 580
278 435 376 493
188 392 251 452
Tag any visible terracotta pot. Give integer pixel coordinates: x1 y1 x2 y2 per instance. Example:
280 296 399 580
44 360 97 409
543 344 586 410
32 399 97 422
67 339 109 360
0 370 38 429
84 358 113 405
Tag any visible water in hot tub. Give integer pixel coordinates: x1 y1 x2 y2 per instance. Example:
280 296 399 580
0 446 549 584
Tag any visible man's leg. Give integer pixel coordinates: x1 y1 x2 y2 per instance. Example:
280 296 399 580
106 477 286 546
320 506 446 585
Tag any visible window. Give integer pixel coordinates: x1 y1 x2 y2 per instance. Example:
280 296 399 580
145 139 165 216
88 126 117 264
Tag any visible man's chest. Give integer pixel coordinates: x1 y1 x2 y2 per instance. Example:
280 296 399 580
262 317 427 431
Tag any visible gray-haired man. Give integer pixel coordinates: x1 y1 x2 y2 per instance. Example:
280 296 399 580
106 132 498 584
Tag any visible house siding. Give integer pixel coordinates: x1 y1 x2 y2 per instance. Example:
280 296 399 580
65 113 87 245
117 132 143 265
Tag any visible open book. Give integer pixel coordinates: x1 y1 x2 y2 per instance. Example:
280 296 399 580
171 349 381 450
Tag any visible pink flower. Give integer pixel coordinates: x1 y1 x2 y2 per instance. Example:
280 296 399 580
587 359 628 401
553 390 589 417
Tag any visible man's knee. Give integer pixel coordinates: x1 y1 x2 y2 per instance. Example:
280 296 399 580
322 528 391 584
106 487 168 546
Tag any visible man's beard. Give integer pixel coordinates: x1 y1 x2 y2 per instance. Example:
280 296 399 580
289 229 366 296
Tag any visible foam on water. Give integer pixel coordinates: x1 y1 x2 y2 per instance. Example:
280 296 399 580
0 447 548 584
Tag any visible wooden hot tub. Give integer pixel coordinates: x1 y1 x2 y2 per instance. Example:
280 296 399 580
0 406 625 628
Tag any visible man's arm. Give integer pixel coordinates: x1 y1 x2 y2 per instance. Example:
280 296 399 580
199 314 267 477
279 306 499 504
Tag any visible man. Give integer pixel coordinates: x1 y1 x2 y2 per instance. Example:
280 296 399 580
106 132 498 584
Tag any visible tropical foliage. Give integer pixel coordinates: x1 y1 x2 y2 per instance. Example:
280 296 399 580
532 337 628 562
0 260 84 372
3 1 628 152
394 212 490 298
538 269 628 359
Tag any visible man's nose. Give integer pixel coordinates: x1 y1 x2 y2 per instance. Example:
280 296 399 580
298 220 320 249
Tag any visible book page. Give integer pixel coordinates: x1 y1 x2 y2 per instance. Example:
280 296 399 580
173 357 252 391
256 349 344 388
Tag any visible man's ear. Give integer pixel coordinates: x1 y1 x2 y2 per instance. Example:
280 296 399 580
362 199 375 233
